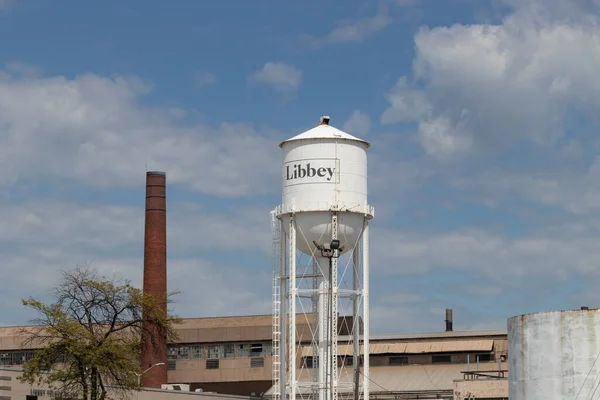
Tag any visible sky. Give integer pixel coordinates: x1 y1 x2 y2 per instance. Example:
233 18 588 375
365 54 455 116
2 0 600 334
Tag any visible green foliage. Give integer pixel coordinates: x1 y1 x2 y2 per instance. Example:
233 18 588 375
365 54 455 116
18 266 181 400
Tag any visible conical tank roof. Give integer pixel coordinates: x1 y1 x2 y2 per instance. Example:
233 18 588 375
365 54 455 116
279 116 370 148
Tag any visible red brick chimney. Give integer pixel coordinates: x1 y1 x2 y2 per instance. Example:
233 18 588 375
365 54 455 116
141 171 168 388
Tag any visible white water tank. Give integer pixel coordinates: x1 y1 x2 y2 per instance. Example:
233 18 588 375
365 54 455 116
278 116 372 255
508 309 600 400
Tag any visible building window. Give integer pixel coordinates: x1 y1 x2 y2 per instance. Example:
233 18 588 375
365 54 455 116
339 356 353 366
206 359 219 369
251 343 263 354
237 344 249 357
165 342 274 360
224 344 235 358
264 343 273 356
167 360 176 371
0 378 9 381
250 357 264 368
191 345 205 359
475 353 493 362
389 356 408 365
0 396 10 400
432 355 452 364
168 347 178 360
303 356 317 368
207 345 221 359
0 351 36 365
179 346 189 359
0 387 10 391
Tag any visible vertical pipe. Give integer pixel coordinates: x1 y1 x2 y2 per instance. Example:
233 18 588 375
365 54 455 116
318 257 328 400
352 247 360 400
362 221 370 400
288 215 297 400
467 354 470 372
311 257 319 400
141 171 168 388
327 257 333 400
280 227 287 400
330 213 339 400
445 309 453 332
476 355 479 371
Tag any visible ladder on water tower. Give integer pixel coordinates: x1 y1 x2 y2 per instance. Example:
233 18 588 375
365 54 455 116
272 276 281 400
271 211 282 400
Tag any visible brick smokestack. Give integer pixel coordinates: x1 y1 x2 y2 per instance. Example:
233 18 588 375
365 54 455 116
141 171 168 388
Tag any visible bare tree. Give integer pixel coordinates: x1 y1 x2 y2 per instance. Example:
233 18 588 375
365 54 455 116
19 266 181 400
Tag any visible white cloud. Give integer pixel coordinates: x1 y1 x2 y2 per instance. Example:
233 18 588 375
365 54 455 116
393 0 421 7
0 200 272 255
249 62 303 93
372 224 600 281
167 203 272 254
370 293 439 333
559 139 584 162
324 13 390 44
0 81 279 320
367 136 437 216
5 62 41 78
0 199 273 325
7 0 600 335
458 150 600 220
0 70 280 196
456 319 507 332
465 286 503 297
301 6 391 47
192 71 216 87
381 0 600 157
380 77 432 124
418 116 473 157
342 110 371 136
168 259 272 318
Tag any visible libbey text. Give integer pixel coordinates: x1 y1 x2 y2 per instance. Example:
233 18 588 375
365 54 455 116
283 159 339 186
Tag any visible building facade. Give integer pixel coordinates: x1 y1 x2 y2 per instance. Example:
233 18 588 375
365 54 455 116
0 368 252 400
1 314 508 399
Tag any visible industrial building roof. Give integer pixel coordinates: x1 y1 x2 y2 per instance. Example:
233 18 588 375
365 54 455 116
0 314 507 349
176 314 317 330
338 330 507 342
300 339 496 356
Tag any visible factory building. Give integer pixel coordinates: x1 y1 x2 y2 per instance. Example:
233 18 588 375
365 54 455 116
0 118 513 400
0 313 509 399
0 367 253 400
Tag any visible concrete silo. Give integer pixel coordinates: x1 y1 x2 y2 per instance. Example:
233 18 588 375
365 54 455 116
508 309 600 400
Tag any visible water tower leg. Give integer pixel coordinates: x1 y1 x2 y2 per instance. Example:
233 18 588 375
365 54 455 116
280 227 287 400
318 250 330 400
288 215 297 400
330 213 339 400
362 220 370 400
352 246 360 400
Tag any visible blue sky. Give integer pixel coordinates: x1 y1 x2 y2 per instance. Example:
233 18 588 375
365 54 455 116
2 0 600 334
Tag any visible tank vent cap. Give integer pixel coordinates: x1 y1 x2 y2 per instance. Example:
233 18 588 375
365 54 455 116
320 115 330 125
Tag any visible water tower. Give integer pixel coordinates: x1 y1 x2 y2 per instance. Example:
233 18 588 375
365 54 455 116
271 116 374 400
